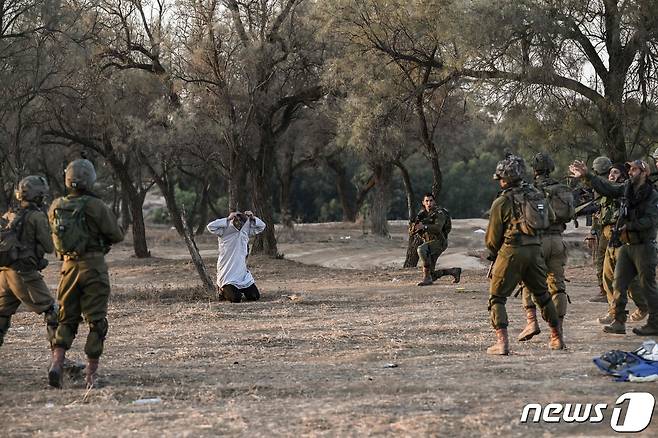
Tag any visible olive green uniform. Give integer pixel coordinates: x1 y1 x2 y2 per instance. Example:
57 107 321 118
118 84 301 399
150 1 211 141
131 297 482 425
0 203 56 347
521 176 569 318
590 215 607 289
486 183 560 329
597 194 647 316
414 207 451 272
48 194 123 359
586 174 658 326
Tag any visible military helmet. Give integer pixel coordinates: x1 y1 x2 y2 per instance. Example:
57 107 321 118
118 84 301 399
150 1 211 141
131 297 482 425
592 156 612 176
15 175 49 202
65 159 96 191
493 154 526 183
651 147 658 160
531 152 555 174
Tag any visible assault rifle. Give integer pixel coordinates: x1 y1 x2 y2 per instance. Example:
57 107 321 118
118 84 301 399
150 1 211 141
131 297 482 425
608 181 630 248
409 212 426 236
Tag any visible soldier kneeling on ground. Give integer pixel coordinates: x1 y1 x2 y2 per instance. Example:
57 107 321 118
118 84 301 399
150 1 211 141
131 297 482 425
410 193 461 286
207 211 266 303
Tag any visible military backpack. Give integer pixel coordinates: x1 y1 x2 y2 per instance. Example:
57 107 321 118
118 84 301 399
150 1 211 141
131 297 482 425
51 196 91 257
542 182 575 224
0 209 30 267
506 185 552 236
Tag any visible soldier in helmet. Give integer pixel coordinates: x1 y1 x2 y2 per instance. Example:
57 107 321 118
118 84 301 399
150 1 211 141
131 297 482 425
595 163 648 325
485 155 564 355
518 153 574 342
570 159 658 336
0 176 58 351
586 156 613 302
47 159 124 389
410 193 461 286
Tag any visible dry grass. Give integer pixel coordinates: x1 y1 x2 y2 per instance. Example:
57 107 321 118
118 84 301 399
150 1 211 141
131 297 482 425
1 224 657 437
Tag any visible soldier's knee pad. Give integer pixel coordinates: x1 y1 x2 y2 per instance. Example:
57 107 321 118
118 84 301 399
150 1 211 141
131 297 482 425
85 318 108 359
222 285 242 303
43 305 59 347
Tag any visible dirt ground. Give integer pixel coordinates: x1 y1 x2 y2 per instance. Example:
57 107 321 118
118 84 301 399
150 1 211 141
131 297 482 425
1 220 657 437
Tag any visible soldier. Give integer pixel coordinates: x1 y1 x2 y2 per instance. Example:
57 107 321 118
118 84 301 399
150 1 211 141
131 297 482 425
485 155 564 355
569 159 658 336
586 156 613 302
518 153 574 342
0 176 58 350
47 159 124 388
410 193 461 286
207 210 266 302
595 164 648 325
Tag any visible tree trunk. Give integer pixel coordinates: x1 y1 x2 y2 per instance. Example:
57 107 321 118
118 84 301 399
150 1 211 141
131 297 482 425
228 150 249 211
127 190 150 258
279 169 294 230
369 161 392 237
120 192 132 235
598 101 627 163
393 159 421 267
195 181 210 235
325 156 357 222
180 210 216 293
250 170 279 256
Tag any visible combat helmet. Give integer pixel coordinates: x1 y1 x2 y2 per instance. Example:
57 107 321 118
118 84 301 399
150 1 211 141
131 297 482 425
65 159 96 191
531 152 555 174
493 154 526 183
15 175 49 202
592 156 612 176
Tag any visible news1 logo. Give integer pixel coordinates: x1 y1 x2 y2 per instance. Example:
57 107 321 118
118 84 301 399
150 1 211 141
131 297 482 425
520 392 655 432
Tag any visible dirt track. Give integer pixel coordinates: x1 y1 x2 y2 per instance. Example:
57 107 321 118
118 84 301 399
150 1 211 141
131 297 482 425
1 221 657 437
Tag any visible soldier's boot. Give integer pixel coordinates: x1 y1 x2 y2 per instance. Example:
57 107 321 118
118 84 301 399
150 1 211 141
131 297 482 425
632 314 658 336
589 284 608 303
43 305 58 349
486 328 509 355
48 347 66 388
85 358 99 389
0 315 10 348
431 269 446 281
417 268 433 286
518 308 540 342
597 313 614 324
548 324 565 350
629 308 648 323
449 268 462 284
603 320 626 334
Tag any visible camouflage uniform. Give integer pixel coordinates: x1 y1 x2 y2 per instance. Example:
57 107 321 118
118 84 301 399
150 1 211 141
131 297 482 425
598 195 647 321
415 207 450 270
0 191 57 349
521 175 569 319
485 155 563 355
47 159 124 388
585 171 658 335
589 157 613 299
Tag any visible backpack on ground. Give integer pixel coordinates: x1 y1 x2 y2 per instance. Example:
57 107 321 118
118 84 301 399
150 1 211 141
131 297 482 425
0 210 29 267
507 185 552 236
543 182 575 224
51 196 91 257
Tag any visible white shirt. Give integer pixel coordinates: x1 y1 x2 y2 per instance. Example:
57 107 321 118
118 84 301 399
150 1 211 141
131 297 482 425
206 216 266 288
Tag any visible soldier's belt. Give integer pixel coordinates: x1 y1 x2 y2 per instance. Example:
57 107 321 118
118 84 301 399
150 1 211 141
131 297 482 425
63 251 105 261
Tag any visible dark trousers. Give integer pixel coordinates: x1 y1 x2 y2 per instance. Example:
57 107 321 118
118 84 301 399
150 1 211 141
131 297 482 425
221 284 260 303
